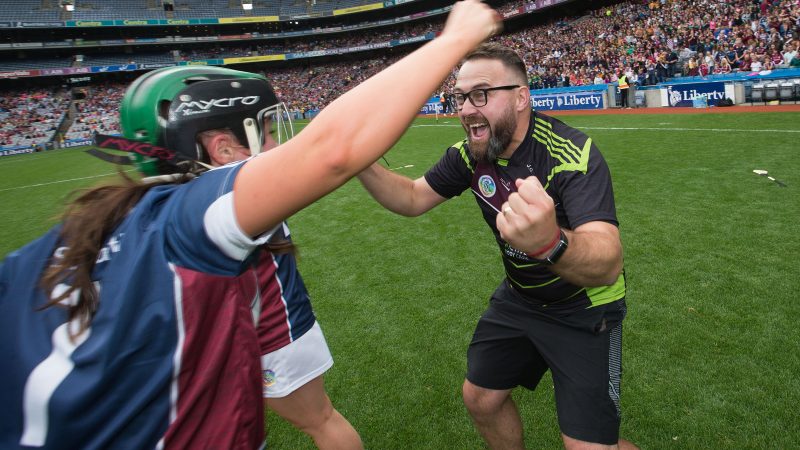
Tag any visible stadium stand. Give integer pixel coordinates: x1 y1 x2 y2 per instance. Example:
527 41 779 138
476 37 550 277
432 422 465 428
0 59 75 71
1 0 798 150
63 82 124 140
0 0 60 21
71 0 166 20
0 87 68 148
82 52 173 66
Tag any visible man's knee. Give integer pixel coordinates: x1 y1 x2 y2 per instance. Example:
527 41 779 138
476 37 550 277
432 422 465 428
462 380 509 417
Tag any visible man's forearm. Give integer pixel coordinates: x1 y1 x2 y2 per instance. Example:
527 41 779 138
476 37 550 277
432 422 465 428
549 226 623 287
357 163 421 217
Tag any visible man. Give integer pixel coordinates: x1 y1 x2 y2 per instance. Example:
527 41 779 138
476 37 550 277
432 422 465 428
358 43 634 449
666 49 679 77
440 91 452 115
617 69 630 108
624 66 638 108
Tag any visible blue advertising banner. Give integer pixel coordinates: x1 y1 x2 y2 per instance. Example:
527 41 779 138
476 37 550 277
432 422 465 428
666 82 727 107
90 64 137 73
62 139 94 148
285 49 336 59
420 102 441 115
0 147 35 157
530 91 604 110
419 95 446 115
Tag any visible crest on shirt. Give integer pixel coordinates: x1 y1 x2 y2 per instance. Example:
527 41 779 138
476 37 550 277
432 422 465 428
478 175 496 197
262 369 277 388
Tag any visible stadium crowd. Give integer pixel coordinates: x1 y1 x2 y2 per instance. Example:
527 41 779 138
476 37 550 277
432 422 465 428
0 88 68 148
179 20 440 61
63 82 126 141
494 0 800 89
1 0 798 148
269 0 800 112
185 0 800 111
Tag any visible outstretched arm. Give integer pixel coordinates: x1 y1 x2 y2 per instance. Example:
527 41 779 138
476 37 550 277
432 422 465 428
234 0 501 236
357 163 447 217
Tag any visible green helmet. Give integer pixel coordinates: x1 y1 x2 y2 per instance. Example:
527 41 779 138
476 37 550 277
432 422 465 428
119 65 282 176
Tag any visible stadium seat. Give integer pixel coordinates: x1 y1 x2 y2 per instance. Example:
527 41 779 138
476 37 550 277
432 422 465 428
751 84 765 104
764 83 779 102
743 82 753 104
794 80 800 101
779 82 794 103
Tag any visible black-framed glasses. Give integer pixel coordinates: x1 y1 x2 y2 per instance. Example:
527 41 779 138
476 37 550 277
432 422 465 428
452 85 521 109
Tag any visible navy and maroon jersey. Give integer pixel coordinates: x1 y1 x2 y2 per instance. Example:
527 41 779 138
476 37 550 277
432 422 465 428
425 111 625 311
256 223 316 356
0 162 281 449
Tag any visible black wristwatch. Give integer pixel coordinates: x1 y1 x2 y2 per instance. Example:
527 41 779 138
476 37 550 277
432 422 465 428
535 229 569 265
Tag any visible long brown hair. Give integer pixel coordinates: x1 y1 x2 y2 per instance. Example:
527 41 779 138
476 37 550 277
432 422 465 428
39 172 186 338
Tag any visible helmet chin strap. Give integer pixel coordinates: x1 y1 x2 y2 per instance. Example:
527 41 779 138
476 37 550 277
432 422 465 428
141 172 197 184
194 161 214 171
243 117 261 156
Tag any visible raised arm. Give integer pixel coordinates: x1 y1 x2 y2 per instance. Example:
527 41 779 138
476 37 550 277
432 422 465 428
234 0 501 236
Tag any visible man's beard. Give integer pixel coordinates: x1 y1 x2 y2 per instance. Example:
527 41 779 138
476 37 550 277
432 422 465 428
464 107 516 164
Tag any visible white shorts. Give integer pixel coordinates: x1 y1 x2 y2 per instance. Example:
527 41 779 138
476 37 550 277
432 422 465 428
260 321 333 398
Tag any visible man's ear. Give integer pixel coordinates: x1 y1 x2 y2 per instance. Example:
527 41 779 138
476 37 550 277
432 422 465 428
517 86 530 112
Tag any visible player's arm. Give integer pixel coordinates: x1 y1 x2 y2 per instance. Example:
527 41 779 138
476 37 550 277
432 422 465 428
233 0 500 237
551 221 622 287
497 177 622 287
357 163 446 217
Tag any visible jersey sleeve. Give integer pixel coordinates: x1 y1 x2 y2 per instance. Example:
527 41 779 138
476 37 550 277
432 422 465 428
164 162 276 275
554 140 618 230
423 141 474 199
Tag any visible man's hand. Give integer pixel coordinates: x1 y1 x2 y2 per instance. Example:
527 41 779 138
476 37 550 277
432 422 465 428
496 176 560 257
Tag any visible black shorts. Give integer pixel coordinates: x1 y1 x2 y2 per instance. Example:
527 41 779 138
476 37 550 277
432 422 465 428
466 282 627 445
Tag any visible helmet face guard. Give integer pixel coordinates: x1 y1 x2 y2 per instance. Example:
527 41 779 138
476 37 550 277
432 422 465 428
257 102 295 150
119 66 293 176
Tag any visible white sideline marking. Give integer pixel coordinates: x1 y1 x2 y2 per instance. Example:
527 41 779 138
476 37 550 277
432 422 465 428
0 150 80 166
0 171 132 193
412 124 800 133
389 164 414 171
581 126 800 133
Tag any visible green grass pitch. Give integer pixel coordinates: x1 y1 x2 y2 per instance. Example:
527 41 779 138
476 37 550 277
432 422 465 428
1 111 798 448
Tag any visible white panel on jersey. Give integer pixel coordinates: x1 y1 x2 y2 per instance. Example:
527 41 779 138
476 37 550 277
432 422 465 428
20 284 93 447
204 192 277 261
157 263 186 450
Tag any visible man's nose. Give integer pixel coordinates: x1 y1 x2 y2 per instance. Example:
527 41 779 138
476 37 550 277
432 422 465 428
459 98 479 115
